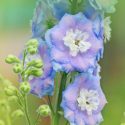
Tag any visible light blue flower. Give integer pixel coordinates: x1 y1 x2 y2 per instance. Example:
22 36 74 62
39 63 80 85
45 13 103 72
32 0 55 38
27 39 55 98
88 0 118 13
61 73 107 125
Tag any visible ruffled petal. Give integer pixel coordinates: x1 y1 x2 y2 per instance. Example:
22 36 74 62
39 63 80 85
45 13 103 73
61 73 106 125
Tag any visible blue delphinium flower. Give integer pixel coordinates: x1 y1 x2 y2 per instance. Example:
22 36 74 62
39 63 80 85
32 0 56 38
45 13 103 72
27 39 55 98
61 73 107 125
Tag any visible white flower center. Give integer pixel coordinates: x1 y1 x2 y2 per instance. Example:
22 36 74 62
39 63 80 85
77 89 100 115
63 29 91 56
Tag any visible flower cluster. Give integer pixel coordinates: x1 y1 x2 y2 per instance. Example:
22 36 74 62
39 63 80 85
5 0 117 125
29 0 117 125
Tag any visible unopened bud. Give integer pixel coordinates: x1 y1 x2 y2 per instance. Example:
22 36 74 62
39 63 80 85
37 105 51 117
13 63 22 73
26 39 39 55
26 39 38 47
0 100 7 108
5 55 20 64
4 85 18 96
0 100 11 112
20 82 31 94
26 68 43 77
27 46 38 55
11 109 24 119
8 96 18 102
27 59 43 68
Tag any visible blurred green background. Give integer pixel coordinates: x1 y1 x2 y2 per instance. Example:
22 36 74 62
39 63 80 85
0 0 125 125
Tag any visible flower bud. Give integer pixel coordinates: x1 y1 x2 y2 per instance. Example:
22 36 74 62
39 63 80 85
27 59 43 68
0 100 11 112
11 109 24 119
13 63 22 73
4 85 18 96
26 68 43 77
5 55 20 64
0 120 5 125
26 39 39 47
8 96 18 102
20 82 31 94
26 39 39 55
27 46 38 55
37 105 51 117
0 100 7 108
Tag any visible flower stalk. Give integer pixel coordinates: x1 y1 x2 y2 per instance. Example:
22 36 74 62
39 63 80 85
51 73 68 125
3 0 118 124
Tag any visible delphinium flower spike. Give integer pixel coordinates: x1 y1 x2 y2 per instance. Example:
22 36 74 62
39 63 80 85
3 0 118 125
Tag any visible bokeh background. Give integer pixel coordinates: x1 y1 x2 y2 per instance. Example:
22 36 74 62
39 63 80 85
0 0 125 125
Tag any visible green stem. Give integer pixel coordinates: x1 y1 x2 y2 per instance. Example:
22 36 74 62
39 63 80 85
54 72 61 111
57 73 67 110
23 49 27 67
52 73 67 125
65 121 69 125
24 95 32 125
21 49 31 125
70 0 78 14
34 114 40 125
48 96 55 115
22 49 27 81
